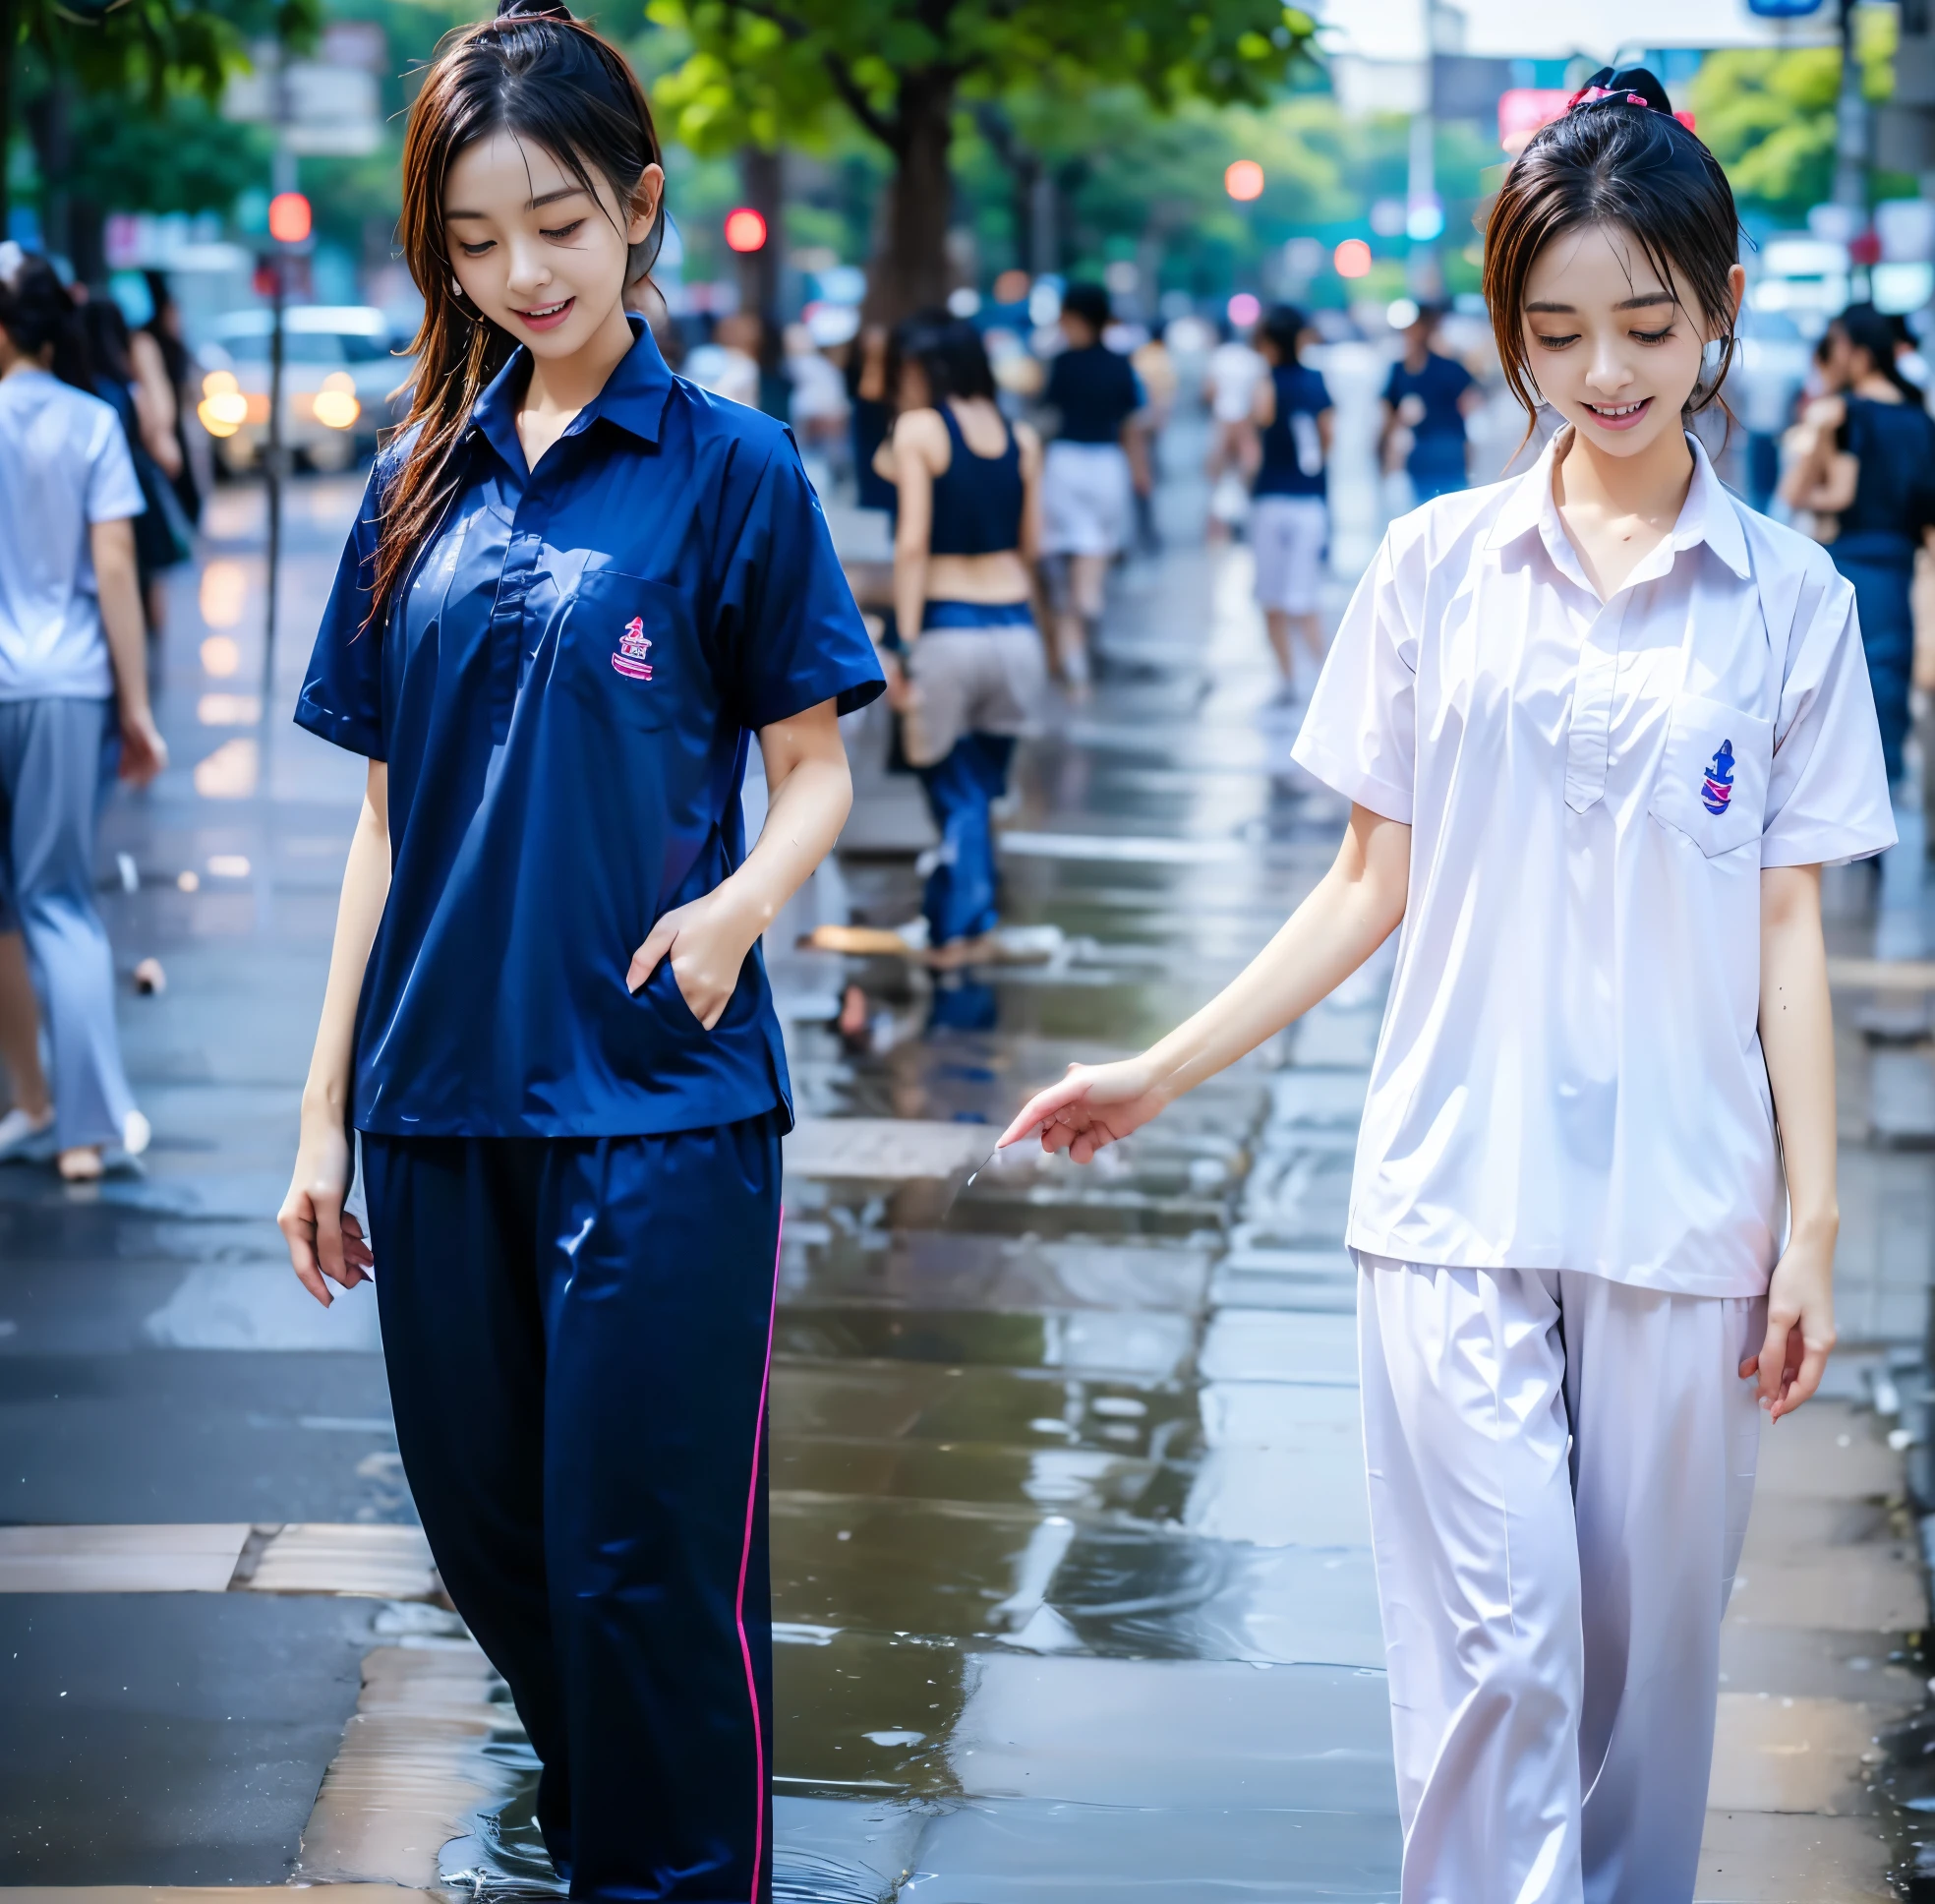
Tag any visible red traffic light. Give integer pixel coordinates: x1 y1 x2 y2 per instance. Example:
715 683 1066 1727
724 208 767 254
268 192 313 245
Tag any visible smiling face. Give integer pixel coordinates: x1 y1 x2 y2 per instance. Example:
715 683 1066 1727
1520 221 1743 458
443 129 661 361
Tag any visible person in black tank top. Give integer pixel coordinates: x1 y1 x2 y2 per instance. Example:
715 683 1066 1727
1781 301 1935 785
874 313 1048 967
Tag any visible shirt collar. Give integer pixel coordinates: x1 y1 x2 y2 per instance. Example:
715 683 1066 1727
470 315 674 473
1484 426 1751 589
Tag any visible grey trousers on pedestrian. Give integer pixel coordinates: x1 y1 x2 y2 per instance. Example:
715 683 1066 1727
0 697 134 1151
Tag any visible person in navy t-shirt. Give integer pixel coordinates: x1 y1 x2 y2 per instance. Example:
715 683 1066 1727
275 9 882 1900
1378 302 1481 504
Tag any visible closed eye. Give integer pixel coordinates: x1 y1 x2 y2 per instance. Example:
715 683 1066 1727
1632 325 1674 345
1531 331 1579 350
458 239 496 258
540 219 586 242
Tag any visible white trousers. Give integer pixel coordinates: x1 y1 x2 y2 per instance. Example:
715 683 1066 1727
1356 1258 1764 1904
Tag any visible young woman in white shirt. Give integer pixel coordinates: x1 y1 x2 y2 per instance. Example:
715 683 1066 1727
1000 67 1893 1904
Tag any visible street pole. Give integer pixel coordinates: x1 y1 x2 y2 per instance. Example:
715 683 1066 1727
263 47 294 708
1835 0 1869 220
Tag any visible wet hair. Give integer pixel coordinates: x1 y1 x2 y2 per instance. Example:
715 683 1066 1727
885 309 996 409
1260 304 1308 365
0 255 93 392
373 0 665 630
1831 301 1923 403
1482 65 1741 440
1060 281 1111 333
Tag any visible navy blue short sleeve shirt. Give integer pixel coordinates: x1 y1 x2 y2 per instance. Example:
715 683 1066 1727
296 320 884 1139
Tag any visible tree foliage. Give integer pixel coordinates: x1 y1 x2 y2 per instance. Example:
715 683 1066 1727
1690 13 1895 224
642 0 1318 313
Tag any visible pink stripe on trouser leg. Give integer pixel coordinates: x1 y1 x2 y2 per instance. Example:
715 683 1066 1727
1355 1256 1761 1904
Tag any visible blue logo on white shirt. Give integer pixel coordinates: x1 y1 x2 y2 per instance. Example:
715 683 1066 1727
1701 740 1734 816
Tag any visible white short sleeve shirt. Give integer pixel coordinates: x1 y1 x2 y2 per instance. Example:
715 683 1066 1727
1292 434 1895 1296
0 368 145 703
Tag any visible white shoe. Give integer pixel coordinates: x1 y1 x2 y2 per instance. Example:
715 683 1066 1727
0 1105 55 1161
122 1109 151 1158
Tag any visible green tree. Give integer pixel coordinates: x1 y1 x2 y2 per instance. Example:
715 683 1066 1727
645 0 1318 318
2 0 318 250
1691 11 1895 225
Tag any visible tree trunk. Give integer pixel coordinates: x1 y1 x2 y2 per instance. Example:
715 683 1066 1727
865 68 954 324
0 0 16 237
735 144 785 351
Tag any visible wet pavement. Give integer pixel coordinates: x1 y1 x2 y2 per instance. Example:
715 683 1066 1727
3 374 1935 1901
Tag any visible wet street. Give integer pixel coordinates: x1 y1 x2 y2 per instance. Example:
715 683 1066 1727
5 390 1935 1901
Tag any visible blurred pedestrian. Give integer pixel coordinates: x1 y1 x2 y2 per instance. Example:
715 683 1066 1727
783 321 850 493
82 296 192 637
1203 313 1264 541
275 9 882 1900
1249 303 1333 700
878 312 1045 965
1002 66 1891 1904
0 252 166 1180
141 270 205 529
1378 300 1480 505
1781 300 1935 788
1038 280 1144 688
681 311 760 408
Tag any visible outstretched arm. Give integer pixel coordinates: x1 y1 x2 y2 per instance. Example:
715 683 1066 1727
1749 863 1838 1420
1000 805 1410 1160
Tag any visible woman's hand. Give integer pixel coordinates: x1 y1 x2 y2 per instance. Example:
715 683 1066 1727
119 705 168 785
277 1110 372 1308
1740 1227 1836 1423
628 888 759 1030
997 1057 1167 1163
883 652 914 715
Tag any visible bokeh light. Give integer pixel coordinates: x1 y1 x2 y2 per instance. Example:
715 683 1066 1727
1226 292 1261 328
1334 239 1373 279
724 208 768 253
1224 159 1265 203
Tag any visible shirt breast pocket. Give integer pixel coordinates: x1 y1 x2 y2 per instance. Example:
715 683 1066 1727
558 568 695 734
1648 692 1773 861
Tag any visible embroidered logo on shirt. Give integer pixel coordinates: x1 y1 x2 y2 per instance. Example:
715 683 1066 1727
611 616 654 682
1701 740 1735 816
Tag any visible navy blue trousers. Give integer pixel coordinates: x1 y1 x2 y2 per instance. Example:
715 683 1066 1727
1833 535 1914 787
916 733 1016 946
362 1115 784 1904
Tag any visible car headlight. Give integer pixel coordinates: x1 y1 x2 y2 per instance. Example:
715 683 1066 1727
313 371 361 431
197 369 250 437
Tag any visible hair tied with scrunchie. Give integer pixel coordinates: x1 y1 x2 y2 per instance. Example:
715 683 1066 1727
1566 65 1698 134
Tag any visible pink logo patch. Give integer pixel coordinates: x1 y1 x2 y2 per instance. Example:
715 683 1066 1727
612 615 653 682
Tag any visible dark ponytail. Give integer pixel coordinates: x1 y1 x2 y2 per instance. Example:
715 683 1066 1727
0 256 94 393
1832 302 1923 404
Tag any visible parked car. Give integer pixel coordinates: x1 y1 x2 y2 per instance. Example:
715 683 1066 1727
196 306 411 473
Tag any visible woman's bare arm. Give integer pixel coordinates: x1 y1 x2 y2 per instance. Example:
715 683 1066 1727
278 760 390 1305
1750 863 1839 1420
1000 806 1411 1158
889 408 945 646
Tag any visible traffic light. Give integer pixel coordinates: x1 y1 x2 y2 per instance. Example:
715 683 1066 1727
724 208 768 253
268 192 313 246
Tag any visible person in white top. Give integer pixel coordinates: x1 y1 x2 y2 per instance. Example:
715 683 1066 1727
997 67 1892 1904
1203 320 1265 539
0 253 168 1180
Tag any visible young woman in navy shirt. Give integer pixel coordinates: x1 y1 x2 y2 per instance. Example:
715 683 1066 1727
275 7 882 1898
